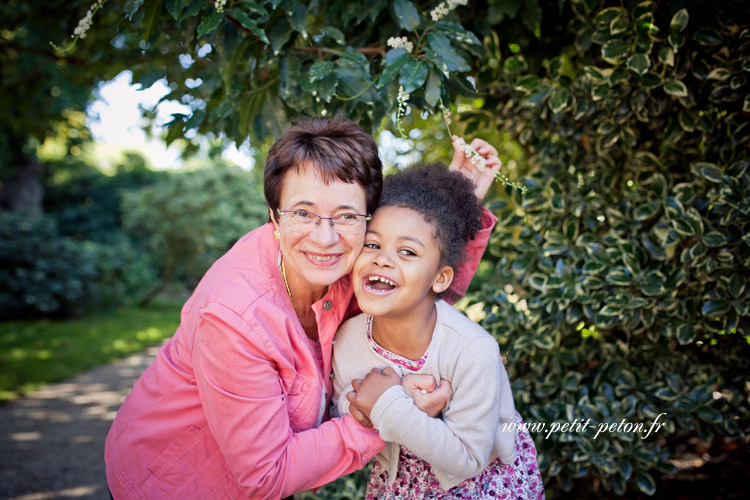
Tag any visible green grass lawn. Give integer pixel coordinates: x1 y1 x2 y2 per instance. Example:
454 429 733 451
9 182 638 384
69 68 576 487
0 301 182 401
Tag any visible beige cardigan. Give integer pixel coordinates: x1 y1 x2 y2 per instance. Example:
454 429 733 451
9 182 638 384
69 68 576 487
332 299 517 491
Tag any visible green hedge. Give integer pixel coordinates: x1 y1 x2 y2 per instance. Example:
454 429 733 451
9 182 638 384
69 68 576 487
466 0 749 496
0 211 156 319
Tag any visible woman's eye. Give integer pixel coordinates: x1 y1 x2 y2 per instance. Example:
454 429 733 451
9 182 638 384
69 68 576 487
296 210 311 218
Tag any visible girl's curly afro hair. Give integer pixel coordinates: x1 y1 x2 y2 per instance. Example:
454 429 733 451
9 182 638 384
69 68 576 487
377 163 483 272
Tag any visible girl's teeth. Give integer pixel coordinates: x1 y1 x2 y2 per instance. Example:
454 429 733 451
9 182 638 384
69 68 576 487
368 276 396 286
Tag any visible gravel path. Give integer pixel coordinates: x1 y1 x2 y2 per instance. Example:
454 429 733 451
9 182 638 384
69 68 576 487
0 347 159 500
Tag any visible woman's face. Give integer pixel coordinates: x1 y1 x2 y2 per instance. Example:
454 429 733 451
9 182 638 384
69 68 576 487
272 164 368 291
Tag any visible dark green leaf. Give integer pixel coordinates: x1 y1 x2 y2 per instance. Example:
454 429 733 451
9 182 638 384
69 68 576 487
391 0 421 32
703 231 727 247
702 300 730 317
640 72 663 88
377 52 410 89
548 87 570 114
575 27 593 53
426 34 470 72
229 9 270 43
601 39 629 63
695 27 722 46
728 275 746 298
504 56 528 74
124 0 144 21
664 80 688 96
432 22 482 47
658 46 675 66
424 70 441 107
320 26 345 45
309 61 334 82
732 300 749 316
670 8 689 33
398 59 429 94
627 54 650 75
285 0 307 36
143 0 164 42
668 33 685 50
197 10 224 38
676 323 695 345
166 0 183 20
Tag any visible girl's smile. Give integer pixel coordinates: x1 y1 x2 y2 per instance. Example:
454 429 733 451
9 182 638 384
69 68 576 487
353 206 453 320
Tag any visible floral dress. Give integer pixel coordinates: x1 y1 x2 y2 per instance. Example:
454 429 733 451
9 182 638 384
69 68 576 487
364 317 545 500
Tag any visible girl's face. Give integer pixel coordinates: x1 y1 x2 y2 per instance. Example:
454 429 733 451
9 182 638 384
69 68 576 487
353 206 453 319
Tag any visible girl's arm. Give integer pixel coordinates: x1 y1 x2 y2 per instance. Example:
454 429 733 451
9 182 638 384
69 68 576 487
352 336 504 482
194 303 384 499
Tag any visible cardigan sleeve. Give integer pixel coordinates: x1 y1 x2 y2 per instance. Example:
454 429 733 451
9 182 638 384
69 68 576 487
193 302 384 499
369 335 503 485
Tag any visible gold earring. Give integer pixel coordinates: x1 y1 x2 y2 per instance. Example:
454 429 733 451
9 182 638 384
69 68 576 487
274 230 280 240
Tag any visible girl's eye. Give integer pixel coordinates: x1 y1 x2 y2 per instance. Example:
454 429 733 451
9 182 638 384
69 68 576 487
364 242 379 249
399 248 416 256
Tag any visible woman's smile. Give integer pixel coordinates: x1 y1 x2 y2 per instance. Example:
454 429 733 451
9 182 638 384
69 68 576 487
273 164 368 297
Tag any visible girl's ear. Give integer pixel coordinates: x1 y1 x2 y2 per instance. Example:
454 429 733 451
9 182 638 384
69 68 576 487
432 265 454 294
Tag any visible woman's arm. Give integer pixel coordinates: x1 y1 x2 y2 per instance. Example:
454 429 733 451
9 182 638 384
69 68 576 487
444 136 502 303
194 302 384 499
350 336 503 482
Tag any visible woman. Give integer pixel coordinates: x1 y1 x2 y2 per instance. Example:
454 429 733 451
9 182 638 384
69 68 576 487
105 116 501 499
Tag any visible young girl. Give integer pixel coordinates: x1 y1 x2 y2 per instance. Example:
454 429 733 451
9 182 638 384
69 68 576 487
332 163 544 499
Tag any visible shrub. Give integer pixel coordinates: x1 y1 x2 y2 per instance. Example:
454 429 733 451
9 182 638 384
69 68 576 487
466 0 750 496
122 166 268 303
0 211 96 319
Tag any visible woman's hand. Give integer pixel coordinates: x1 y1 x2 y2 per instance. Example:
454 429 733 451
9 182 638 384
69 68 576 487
346 367 401 420
402 375 453 418
448 135 502 201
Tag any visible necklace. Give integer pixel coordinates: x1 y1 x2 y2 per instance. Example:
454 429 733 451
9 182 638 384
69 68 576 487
281 259 317 329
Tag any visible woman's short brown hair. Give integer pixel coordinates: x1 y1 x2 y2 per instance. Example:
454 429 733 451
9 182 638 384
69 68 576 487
263 115 383 219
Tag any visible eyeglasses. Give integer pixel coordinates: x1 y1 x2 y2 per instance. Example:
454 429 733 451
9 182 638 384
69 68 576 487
276 208 371 234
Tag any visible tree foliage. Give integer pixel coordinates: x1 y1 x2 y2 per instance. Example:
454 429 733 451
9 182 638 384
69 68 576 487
4 0 748 496
465 0 750 496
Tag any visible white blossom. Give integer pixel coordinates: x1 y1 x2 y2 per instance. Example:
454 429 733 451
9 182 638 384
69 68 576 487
455 137 487 171
387 36 414 53
71 0 104 39
430 0 468 22
215 0 227 12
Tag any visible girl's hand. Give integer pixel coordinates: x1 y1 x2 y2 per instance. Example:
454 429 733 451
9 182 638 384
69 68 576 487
348 400 373 428
403 375 453 417
346 367 401 419
448 135 502 201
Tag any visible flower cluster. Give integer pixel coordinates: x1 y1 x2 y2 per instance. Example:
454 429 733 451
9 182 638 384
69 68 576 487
455 137 527 193
387 36 414 53
396 86 410 139
72 0 105 39
215 0 227 12
430 0 468 22
455 137 487 171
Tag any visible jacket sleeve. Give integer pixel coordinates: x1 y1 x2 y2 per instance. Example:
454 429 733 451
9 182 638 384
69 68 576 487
444 206 497 304
369 336 502 483
193 302 384 499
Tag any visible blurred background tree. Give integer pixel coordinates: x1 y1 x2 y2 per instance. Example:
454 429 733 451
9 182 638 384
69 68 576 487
1 0 748 497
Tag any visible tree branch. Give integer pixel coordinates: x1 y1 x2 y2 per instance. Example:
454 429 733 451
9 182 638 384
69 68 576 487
226 14 385 58
2 42 85 66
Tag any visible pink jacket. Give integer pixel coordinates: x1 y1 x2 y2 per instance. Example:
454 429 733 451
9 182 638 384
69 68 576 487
105 209 496 500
